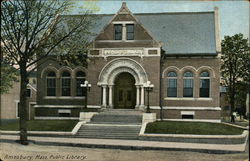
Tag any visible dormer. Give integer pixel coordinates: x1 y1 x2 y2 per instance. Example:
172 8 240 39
93 2 161 48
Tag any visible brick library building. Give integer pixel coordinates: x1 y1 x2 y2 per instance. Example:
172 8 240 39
35 3 221 122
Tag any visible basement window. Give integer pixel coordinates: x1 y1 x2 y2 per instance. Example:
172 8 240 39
181 111 194 119
58 109 71 117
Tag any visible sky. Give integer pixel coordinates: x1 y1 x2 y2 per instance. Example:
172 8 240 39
74 0 249 39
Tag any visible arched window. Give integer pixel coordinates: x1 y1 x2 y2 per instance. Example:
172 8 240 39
76 71 86 96
61 71 71 96
200 71 210 97
183 71 193 97
46 71 56 96
167 72 177 97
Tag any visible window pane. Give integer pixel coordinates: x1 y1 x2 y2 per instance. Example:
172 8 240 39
127 33 134 40
114 24 122 40
47 71 56 77
76 78 86 96
167 79 177 97
184 79 193 97
200 72 209 77
167 72 177 77
62 78 71 96
184 72 193 77
200 79 210 97
126 24 134 32
47 78 56 96
126 24 134 40
62 71 70 77
76 71 86 77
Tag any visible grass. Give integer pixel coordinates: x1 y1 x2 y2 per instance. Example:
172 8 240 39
0 120 78 131
145 121 244 135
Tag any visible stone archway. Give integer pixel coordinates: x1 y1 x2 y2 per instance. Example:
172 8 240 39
98 58 148 108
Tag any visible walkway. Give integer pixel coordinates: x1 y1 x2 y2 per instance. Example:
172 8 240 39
1 134 248 154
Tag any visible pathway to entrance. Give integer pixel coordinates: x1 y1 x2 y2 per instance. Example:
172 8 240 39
76 109 143 140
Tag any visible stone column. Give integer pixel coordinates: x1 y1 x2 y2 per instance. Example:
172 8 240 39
122 24 126 40
108 85 113 108
102 85 107 107
140 86 144 107
136 86 140 107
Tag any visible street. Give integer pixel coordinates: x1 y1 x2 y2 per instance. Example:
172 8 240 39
0 141 248 161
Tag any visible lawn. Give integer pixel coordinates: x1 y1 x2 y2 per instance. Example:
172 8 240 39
0 120 78 131
145 121 244 135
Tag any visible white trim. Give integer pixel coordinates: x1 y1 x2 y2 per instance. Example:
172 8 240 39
87 105 101 108
34 105 85 108
95 40 153 43
181 111 195 115
112 21 135 24
72 121 86 135
164 106 221 110
34 117 78 120
43 96 85 99
157 119 221 123
27 84 37 92
149 106 161 109
164 97 213 101
58 109 71 113
29 102 36 120
15 100 20 118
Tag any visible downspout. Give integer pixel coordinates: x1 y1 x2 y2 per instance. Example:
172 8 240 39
159 50 164 120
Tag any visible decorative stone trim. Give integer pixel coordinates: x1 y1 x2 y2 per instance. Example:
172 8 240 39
34 105 84 108
158 119 221 123
164 97 213 101
151 106 221 111
72 121 86 135
34 117 78 120
89 48 160 58
79 112 98 122
98 58 148 85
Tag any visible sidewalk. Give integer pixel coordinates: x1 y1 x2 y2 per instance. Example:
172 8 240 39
1 134 248 154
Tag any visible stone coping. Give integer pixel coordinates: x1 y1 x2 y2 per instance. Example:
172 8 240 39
1 135 247 154
139 122 249 145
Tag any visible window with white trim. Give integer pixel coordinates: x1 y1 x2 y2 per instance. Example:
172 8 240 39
61 71 71 96
199 71 210 97
46 71 56 96
183 71 193 97
126 24 134 40
114 24 122 40
76 71 86 96
167 71 177 97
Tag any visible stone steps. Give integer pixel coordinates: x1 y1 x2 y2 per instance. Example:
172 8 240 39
76 109 142 140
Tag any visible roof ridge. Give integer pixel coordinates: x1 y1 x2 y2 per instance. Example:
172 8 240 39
60 11 214 17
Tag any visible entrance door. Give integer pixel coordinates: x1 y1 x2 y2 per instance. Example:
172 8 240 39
114 72 136 109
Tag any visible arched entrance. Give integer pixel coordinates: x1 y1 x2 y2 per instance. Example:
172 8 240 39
98 58 149 108
114 72 136 109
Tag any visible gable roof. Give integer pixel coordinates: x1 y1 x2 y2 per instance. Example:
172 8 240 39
63 11 217 55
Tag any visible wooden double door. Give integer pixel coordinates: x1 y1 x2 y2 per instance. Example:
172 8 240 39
114 72 136 109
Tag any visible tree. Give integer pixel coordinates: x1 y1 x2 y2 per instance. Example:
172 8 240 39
0 63 18 94
221 33 250 122
1 0 97 144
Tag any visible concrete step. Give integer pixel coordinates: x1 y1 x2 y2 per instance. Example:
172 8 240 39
76 123 141 140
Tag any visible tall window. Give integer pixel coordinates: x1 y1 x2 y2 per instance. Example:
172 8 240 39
61 71 71 96
114 24 122 40
46 71 56 96
183 71 193 97
76 71 86 96
167 72 177 97
126 24 134 40
200 71 210 97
